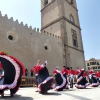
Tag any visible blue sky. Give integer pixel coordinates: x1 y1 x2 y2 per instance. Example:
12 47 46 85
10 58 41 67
77 0 100 60
0 0 99 60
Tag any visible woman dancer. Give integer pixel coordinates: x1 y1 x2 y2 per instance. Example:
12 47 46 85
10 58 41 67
0 52 25 97
53 66 66 91
75 69 89 89
35 61 54 94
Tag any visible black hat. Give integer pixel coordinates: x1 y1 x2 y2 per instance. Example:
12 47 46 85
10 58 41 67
63 66 66 68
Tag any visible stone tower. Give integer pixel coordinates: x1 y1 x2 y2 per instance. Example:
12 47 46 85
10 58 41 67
41 0 85 69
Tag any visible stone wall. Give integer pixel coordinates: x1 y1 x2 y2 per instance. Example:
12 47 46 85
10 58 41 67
0 11 63 74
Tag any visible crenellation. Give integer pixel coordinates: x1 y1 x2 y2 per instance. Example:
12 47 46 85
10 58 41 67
55 35 57 38
37 28 39 32
57 36 59 39
15 19 19 24
4 14 8 19
40 30 61 40
20 22 24 26
0 11 60 40
49 33 52 36
29 26 33 31
29 26 32 29
25 24 28 28
43 31 46 34
33 27 36 31
9 17 14 22
0 11 2 16
46 32 49 36
0 0 85 74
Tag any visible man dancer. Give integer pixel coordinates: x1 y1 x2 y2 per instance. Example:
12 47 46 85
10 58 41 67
68 67 75 88
75 67 80 83
32 60 41 88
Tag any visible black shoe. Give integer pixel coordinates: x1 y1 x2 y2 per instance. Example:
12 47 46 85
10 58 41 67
35 90 38 92
1 91 4 98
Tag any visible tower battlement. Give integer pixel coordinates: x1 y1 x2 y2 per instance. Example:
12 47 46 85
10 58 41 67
0 11 61 40
0 0 85 74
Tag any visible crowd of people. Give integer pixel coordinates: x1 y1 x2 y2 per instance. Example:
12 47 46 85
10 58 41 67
31 60 100 94
1 58 100 95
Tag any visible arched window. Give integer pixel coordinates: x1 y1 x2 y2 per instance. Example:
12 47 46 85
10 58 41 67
70 14 74 23
71 29 78 47
44 0 48 6
71 0 74 4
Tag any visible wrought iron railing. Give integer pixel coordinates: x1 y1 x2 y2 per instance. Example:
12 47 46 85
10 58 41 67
20 76 36 87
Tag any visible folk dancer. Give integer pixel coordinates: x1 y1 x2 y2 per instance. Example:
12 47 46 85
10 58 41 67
53 66 66 91
68 67 75 88
0 52 25 97
88 68 99 87
61 66 69 89
37 61 54 94
32 60 42 87
75 69 89 89
96 71 100 83
75 67 80 83
75 66 80 79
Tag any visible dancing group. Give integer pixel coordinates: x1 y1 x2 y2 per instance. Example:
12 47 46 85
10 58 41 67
0 52 100 97
32 60 100 94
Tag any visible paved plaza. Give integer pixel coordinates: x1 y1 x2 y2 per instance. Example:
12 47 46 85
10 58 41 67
0 86 100 100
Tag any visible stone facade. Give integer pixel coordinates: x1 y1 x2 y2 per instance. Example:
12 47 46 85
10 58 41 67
0 11 63 74
41 0 85 69
86 58 100 71
0 0 85 75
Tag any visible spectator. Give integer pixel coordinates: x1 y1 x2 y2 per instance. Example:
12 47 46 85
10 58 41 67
25 68 28 76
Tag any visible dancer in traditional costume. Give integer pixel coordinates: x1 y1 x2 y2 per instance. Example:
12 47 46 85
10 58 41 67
88 67 94 84
53 67 66 91
0 62 3 78
61 66 69 89
96 71 100 83
88 68 99 87
75 67 80 78
68 67 75 88
35 61 53 94
32 60 41 87
0 52 25 97
75 69 89 89
75 67 80 84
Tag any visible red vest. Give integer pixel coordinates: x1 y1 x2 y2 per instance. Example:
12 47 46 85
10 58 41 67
0 63 2 69
83 72 88 77
32 65 43 74
68 69 75 75
88 69 94 75
61 69 68 75
75 69 80 75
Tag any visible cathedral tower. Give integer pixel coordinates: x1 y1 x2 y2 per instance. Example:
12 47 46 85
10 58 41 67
41 0 85 69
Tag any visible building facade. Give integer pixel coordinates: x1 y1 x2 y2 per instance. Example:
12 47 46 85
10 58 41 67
0 0 85 75
86 58 100 71
41 0 85 68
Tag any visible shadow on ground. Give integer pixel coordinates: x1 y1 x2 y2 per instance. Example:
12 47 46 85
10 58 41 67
0 94 33 100
42 92 61 96
62 93 92 100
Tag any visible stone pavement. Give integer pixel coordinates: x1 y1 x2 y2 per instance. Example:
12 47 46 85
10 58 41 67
0 86 100 100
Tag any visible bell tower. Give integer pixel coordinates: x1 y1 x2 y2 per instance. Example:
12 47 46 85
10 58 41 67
41 0 85 69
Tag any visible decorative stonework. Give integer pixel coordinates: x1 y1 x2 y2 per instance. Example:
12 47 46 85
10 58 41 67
44 43 51 52
6 30 18 42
